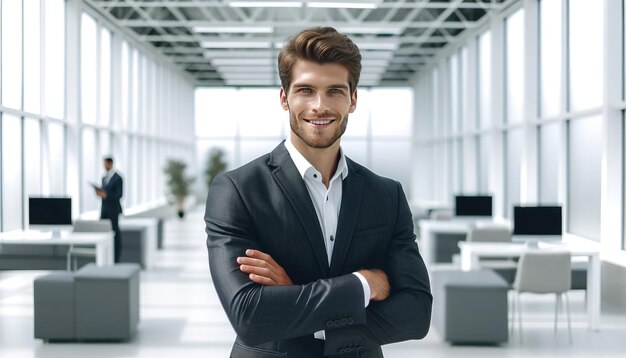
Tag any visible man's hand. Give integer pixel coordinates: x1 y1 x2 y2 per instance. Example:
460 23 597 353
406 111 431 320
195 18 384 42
237 249 293 286
358 269 390 301
95 189 106 198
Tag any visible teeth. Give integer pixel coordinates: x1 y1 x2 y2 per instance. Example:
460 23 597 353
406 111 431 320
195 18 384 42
310 120 332 125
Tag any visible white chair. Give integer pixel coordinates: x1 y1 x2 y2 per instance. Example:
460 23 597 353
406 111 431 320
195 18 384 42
512 250 572 344
66 219 113 271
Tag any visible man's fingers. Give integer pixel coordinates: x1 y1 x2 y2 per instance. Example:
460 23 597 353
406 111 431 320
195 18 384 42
248 274 276 286
245 249 275 263
237 256 282 277
240 264 275 280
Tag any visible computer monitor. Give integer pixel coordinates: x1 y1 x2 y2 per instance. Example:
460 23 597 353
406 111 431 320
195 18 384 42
28 197 72 238
454 195 493 218
512 205 562 244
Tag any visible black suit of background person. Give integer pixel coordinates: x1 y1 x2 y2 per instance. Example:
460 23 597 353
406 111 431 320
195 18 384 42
96 157 123 262
204 27 432 358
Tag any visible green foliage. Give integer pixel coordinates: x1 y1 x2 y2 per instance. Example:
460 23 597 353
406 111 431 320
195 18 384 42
163 159 195 199
204 148 227 189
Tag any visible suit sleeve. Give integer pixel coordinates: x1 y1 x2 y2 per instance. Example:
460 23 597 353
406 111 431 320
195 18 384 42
205 173 368 346
323 182 432 355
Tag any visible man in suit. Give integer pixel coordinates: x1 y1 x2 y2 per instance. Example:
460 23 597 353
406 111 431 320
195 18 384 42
205 27 432 357
96 156 123 262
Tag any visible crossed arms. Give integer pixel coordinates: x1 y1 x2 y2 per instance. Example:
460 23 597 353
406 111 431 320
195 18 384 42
204 173 432 354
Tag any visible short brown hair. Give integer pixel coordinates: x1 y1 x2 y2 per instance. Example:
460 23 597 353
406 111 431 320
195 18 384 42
278 27 362 93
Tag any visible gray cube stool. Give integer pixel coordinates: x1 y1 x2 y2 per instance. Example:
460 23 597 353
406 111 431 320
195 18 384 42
74 263 141 340
432 269 509 344
34 272 76 340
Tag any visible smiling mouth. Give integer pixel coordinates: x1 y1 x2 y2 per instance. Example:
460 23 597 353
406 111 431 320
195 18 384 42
304 119 335 125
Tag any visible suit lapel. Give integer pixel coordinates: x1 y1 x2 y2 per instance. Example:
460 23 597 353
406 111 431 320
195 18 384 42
329 159 364 277
269 143 330 277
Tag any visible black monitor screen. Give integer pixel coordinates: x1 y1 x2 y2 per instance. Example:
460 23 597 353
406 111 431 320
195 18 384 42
29 197 72 226
454 195 493 217
513 206 562 235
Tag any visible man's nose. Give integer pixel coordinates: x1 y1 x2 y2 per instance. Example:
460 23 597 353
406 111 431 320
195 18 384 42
311 94 330 112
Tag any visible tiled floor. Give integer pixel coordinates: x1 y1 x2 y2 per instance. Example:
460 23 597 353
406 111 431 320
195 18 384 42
1 208 625 357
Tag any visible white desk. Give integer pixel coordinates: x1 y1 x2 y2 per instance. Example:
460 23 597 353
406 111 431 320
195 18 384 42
418 219 502 265
458 237 601 331
0 230 114 266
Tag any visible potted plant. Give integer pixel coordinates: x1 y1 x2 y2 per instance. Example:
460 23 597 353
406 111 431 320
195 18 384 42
163 159 195 218
204 148 227 190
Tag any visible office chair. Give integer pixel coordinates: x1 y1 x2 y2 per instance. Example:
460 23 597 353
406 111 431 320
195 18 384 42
512 250 572 345
66 219 113 271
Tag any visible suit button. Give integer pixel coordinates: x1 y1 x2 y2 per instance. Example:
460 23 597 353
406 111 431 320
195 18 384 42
345 347 353 353
347 317 354 325
326 321 333 328
338 348 345 353
333 319 340 327
340 318 347 325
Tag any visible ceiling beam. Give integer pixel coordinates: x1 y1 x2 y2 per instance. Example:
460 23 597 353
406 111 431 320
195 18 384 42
91 1 502 10
119 20 478 29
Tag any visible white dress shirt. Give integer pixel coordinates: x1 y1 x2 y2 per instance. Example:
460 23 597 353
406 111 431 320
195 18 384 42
284 140 371 339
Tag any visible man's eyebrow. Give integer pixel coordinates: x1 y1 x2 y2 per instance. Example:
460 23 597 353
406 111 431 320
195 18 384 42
291 83 349 90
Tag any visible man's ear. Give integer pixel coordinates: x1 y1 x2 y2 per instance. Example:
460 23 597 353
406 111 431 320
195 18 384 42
279 87 289 110
349 89 358 113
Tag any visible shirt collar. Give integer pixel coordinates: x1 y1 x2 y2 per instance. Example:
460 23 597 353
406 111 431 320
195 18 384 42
284 138 349 182
105 169 116 179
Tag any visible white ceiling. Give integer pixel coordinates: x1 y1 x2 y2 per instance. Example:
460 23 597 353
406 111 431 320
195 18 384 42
86 0 510 87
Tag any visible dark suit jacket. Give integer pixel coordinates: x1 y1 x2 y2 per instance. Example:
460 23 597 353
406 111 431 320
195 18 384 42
100 172 123 218
204 142 432 358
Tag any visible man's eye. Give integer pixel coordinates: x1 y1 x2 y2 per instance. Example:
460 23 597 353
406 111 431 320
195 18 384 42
299 88 312 93
329 89 343 94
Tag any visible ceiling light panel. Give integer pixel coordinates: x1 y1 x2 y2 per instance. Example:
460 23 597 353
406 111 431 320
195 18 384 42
307 1 381 9
337 27 403 35
211 58 274 66
228 1 303 8
193 26 273 34
201 41 272 49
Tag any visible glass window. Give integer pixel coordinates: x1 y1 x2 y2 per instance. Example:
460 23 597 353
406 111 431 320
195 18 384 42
132 49 140 132
81 13 98 125
44 0 65 119
461 46 473 131
238 89 285 137
449 54 460 133
478 31 492 129
24 0 41 114
372 140 412 197
568 115 601 240
343 89 370 138
462 136 478 191
130 137 140 206
24 118 42 221
479 134 491 192
2 115 23 230
341 140 368 166
370 88 412 138
81 128 98 213
506 9 525 124
539 122 560 203
100 28 112 126
121 41 130 130
569 0 604 111
1 0 23 110
240 140 281 165
47 122 66 195
195 88 238 137
505 129 523 217
539 0 562 117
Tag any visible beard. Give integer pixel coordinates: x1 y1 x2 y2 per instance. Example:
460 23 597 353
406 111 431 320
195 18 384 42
289 110 349 149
